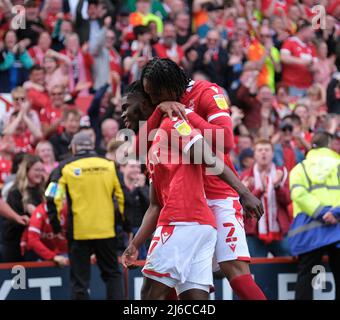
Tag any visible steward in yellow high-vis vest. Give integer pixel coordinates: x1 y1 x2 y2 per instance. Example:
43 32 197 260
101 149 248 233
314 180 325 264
288 132 340 300
46 144 125 241
45 131 128 300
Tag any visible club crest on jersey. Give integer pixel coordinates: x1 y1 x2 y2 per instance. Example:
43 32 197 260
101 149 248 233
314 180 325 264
173 120 192 136
213 94 228 110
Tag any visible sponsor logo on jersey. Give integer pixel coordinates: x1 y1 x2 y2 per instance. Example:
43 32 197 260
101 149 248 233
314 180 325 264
213 94 229 110
173 120 192 136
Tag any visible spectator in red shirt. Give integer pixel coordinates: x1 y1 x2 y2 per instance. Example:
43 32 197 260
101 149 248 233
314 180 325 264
299 0 316 20
40 0 63 33
280 21 317 97
25 65 52 114
0 135 13 189
28 31 52 66
2 86 41 131
241 139 292 257
3 100 43 154
262 0 293 17
21 202 68 266
154 21 185 65
40 84 70 138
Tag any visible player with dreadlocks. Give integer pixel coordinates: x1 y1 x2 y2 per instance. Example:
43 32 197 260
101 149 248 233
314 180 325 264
131 58 267 300
121 80 264 300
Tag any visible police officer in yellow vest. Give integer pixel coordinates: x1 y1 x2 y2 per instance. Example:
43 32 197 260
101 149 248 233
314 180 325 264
288 131 340 300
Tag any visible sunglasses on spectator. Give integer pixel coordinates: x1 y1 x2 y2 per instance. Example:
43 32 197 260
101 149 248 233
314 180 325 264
51 92 64 96
261 34 272 38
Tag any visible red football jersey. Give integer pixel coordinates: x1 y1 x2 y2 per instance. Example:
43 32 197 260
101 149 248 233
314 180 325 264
13 131 35 154
21 203 68 260
148 116 216 228
281 37 317 89
40 106 62 125
180 80 239 199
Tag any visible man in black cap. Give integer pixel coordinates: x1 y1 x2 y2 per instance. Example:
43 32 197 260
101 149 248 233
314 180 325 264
46 131 129 299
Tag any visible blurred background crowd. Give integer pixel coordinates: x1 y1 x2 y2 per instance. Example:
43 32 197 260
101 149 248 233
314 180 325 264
0 0 339 265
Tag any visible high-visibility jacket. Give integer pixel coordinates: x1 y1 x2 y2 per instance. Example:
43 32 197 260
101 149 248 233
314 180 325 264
45 151 125 241
288 147 340 256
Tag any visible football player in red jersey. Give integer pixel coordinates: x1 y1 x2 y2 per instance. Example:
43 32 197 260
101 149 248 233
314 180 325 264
121 81 265 300
132 58 267 300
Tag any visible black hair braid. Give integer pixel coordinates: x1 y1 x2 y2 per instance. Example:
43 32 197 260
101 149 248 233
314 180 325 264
141 58 190 100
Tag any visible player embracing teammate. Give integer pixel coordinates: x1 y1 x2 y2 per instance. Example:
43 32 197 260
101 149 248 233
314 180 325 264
122 58 267 300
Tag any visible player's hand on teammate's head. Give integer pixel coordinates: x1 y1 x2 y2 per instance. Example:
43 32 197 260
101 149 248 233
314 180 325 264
122 244 139 268
157 101 188 121
240 192 264 220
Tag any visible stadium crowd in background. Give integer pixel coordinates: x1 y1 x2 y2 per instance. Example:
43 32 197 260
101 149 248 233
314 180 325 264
0 0 340 299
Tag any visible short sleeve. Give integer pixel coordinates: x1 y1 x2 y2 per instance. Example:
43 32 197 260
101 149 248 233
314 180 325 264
280 39 293 56
170 118 203 154
199 85 231 123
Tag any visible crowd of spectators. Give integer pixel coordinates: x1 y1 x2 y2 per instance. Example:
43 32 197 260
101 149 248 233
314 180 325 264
0 0 339 265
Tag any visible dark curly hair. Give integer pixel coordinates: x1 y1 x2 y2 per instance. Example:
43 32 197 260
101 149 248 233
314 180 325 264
140 58 190 101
